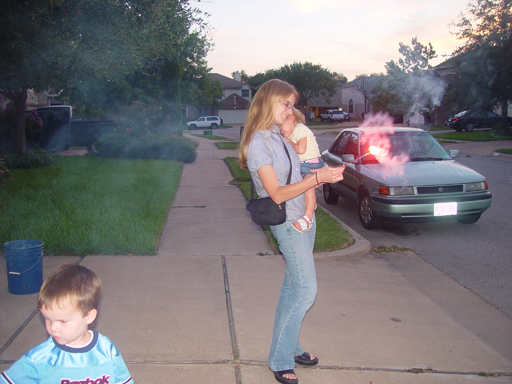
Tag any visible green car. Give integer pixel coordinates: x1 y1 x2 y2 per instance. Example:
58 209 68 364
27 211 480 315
322 127 492 229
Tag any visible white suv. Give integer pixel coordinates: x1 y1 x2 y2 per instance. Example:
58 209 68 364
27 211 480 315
186 116 223 130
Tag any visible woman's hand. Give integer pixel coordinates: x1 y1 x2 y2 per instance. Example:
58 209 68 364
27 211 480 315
312 164 346 185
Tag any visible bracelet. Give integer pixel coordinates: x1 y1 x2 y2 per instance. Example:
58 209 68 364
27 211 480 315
315 172 319 184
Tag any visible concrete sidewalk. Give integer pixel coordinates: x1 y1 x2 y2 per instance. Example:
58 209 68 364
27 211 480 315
1 135 512 383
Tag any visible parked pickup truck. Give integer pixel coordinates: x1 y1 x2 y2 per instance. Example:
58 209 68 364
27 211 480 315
320 109 346 122
33 106 119 152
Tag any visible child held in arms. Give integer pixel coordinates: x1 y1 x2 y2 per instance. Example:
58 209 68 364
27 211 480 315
279 108 325 233
0 264 134 384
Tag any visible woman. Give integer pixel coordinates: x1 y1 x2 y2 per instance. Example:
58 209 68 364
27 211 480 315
239 79 345 384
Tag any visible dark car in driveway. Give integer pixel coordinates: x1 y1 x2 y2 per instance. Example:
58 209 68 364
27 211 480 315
445 110 511 132
321 127 492 229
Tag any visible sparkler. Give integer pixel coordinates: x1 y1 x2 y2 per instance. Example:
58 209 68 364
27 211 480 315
356 145 385 161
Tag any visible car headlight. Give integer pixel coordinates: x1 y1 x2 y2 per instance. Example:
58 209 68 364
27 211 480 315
466 181 488 191
378 186 414 196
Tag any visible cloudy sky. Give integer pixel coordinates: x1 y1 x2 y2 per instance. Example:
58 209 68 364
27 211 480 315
196 0 471 81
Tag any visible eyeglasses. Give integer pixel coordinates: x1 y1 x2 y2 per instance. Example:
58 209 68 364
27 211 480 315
280 100 293 110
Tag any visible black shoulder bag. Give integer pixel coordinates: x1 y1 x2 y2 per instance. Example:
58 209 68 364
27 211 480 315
246 140 292 226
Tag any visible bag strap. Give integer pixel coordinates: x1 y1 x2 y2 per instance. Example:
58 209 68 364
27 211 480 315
250 135 292 199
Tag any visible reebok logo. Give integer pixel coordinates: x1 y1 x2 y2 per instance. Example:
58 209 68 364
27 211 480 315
61 375 110 384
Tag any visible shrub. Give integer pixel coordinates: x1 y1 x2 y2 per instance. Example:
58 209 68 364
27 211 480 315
94 133 197 163
0 157 14 186
2 150 54 169
113 102 184 136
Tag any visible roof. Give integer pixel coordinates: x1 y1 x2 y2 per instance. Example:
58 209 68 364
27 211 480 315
210 73 250 89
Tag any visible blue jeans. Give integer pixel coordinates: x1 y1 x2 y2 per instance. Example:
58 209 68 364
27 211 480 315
268 216 317 372
300 158 325 176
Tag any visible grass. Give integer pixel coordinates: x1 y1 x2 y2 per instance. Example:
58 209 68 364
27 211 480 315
422 125 452 131
223 157 352 253
0 157 182 255
216 142 239 149
189 133 228 140
432 130 512 141
496 148 512 154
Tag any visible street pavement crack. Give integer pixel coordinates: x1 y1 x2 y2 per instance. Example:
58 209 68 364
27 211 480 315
222 255 242 384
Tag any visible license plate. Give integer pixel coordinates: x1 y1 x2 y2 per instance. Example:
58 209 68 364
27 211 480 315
434 202 457 216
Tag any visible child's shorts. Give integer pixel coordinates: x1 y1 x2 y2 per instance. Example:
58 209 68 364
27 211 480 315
300 157 325 176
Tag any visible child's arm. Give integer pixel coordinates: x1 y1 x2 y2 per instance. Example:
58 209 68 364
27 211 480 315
285 137 308 155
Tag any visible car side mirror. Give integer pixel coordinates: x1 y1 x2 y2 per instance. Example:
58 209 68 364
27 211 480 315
449 150 459 158
342 154 356 163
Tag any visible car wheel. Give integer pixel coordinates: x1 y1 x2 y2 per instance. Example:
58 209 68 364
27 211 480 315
323 184 339 204
465 123 475 132
358 191 382 230
320 118 325 122
189 124 197 130
210 123 218 130
456 213 481 224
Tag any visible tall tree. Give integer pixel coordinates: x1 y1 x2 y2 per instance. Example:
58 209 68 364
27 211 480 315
0 0 138 154
247 62 346 118
0 0 212 154
450 0 512 134
371 37 445 124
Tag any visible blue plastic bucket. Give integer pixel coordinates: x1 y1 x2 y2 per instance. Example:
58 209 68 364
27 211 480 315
3 240 44 295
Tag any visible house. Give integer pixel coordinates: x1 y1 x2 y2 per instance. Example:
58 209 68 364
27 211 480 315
304 82 344 120
340 76 382 120
209 72 253 124
303 76 382 121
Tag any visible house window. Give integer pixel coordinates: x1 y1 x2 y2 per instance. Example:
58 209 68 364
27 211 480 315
242 89 249 98
349 99 354 113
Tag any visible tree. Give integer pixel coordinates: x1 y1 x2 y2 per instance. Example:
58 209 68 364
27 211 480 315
247 62 346 119
450 0 512 134
0 0 140 154
0 0 213 154
370 37 445 125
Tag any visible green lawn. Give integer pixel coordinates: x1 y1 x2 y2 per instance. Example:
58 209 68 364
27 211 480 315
216 141 239 149
1 157 182 255
432 130 512 141
189 133 228 140
223 157 352 253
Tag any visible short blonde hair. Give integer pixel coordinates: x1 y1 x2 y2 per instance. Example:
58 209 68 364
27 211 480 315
291 108 306 124
38 264 101 317
239 79 298 169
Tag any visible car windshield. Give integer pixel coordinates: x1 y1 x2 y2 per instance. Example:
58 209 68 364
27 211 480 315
360 131 452 164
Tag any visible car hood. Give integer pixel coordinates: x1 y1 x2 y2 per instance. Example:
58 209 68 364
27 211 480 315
362 160 485 186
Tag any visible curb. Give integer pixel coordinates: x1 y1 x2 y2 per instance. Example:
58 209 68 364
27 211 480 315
313 205 372 261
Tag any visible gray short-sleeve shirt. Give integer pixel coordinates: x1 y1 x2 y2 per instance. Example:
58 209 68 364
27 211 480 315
247 125 305 221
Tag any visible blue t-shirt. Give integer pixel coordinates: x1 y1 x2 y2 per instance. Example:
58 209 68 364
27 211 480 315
0 331 133 384
247 125 305 221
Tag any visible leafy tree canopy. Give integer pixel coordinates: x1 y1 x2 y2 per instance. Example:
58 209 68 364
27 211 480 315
371 37 445 122
449 0 512 132
244 62 346 117
0 0 213 154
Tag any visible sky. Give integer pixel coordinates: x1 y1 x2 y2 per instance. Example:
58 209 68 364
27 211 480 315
195 0 472 82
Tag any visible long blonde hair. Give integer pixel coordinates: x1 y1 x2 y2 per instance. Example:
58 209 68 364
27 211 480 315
239 79 298 169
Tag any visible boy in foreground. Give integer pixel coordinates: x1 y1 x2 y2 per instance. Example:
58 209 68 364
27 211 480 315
0 264 133 384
